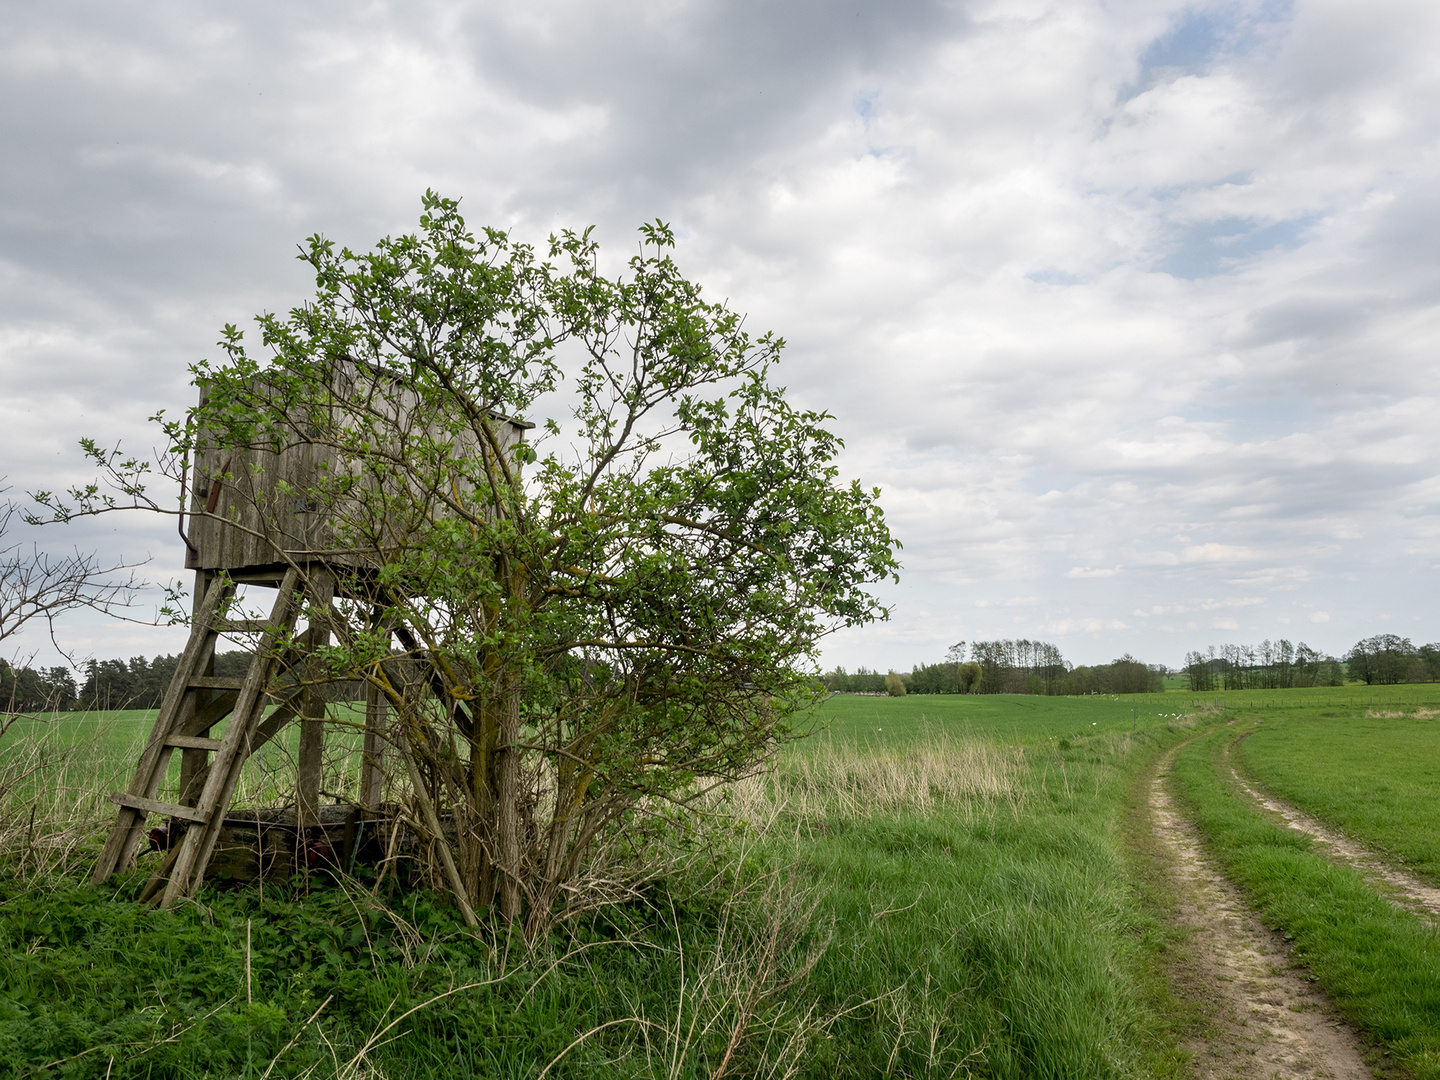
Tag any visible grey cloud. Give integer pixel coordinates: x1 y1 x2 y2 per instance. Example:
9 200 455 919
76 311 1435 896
3 0 1440 673
1237 297 1373 349
453 0 962 197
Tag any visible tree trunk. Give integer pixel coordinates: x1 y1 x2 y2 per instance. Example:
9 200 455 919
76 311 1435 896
494 675 523 922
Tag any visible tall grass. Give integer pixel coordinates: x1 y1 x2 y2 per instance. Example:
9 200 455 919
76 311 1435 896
716 720 1205 1078
0 700 1215 1078
727 729 1025 825
0 711 141 878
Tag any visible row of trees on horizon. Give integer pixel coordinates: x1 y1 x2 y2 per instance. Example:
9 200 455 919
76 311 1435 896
12 640 1163 710
824 640 1166 697
1 652 365 713
1183 634 1440 691
827 633 1440 699
6 633 1440 714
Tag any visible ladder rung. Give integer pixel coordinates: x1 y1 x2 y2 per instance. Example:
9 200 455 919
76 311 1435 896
109 792 208 823
189 676 245 690
215 619 273 633
166 735 224 751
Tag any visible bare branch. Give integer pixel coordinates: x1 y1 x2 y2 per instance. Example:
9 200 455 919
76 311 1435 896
0 481 148 655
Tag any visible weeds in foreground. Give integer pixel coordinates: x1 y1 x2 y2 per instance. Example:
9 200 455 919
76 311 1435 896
543 871 843 1080
0 853 850 1079
0 700 1215 1078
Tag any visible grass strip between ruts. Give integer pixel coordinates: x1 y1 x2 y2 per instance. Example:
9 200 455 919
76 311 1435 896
1169 726 1440 1079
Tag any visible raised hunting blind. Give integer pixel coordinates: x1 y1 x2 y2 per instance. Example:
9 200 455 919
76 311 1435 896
94 361 532 904
182 359 533 585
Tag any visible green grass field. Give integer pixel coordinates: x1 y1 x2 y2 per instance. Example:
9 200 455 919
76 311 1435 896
0 694 1213 1079
2 703 376 818
811 691 1188 743
1235 708 1440 885
755 694 1217 1078
4 685 1439 1077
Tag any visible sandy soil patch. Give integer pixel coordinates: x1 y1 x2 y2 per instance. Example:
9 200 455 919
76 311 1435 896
1151 748 1375 1079
1226 736 1440 920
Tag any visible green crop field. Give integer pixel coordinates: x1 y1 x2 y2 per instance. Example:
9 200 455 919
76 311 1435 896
2 703 375 815
4 685 1440 1078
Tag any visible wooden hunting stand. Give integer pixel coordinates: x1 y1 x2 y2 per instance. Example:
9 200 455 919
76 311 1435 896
93 365 531 903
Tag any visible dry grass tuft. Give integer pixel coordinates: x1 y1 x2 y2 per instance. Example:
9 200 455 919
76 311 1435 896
0 713 138 876
725 730 1024 825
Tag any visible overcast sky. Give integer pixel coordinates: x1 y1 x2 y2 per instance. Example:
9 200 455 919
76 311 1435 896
3 0 1438 673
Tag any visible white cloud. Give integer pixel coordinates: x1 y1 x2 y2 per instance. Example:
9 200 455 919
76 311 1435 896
2 0 1439 673
1039 618 1130 635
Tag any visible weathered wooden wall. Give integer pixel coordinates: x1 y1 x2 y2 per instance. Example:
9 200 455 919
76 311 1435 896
184 361 531 582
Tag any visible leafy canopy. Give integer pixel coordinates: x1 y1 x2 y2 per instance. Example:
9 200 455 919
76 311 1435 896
49 193 901 928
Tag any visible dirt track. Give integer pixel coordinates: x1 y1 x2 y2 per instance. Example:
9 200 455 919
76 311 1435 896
1150 746 1374 1079
1225 735 1440 921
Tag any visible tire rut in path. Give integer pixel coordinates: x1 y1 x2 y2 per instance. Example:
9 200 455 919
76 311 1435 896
1225 735 1440 921
1150 746 1374 1079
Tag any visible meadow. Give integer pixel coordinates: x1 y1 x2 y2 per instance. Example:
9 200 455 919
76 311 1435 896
1235 708 1440 884
0 693 1210 1078
1 684 1437 1077
1 703 377 861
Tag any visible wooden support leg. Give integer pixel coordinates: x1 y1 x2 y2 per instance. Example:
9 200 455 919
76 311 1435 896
170 569 221 846
295 568 335 832
296 711 324 829
360 681 387 809
159 568 302 907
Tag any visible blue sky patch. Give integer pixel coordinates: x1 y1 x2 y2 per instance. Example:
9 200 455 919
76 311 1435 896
1158 215 1316 279
1027 268 1090 286
1131 1 1293 90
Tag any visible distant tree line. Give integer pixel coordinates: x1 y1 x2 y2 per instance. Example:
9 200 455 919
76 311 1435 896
1182 634 1440 690
74 652 259 710
1182 640 1343 691
74 651 366 709
1 649 368 714
1344 635 1440 685
0 659 79 713
1054 654 1165 695
822 666 906 695
822 640 1165 696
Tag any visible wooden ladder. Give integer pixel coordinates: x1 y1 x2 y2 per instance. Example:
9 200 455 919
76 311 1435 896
92 565 333 904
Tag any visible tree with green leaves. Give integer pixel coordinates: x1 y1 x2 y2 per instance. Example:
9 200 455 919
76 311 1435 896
1346 634 1419 686
43 193 899 933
